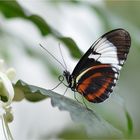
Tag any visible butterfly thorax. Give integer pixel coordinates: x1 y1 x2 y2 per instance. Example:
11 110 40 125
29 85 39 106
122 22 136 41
63 70 76 91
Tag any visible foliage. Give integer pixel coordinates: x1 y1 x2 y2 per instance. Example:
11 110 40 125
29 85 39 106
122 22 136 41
0 0 138 139
0 1 82 59
14 80 122 138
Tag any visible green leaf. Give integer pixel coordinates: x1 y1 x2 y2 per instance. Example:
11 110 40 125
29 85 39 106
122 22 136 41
0 95 8 102
40 126 89 139
13 80 123 137
111 94 133 137
125 108 133 136
57 126 89 139
0 1 82 59
27 15 52 36
14 80 47 102
0 1 25 18
0 1 51 36
57 36 83 58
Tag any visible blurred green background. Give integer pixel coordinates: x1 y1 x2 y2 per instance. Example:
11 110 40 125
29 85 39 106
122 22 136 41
0 0 140 139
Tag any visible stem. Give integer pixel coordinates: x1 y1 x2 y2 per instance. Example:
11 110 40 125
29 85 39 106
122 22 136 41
2 115 8 140
1 114 14 140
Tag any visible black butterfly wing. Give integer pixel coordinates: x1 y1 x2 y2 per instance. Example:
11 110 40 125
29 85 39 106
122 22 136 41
71 29 131 103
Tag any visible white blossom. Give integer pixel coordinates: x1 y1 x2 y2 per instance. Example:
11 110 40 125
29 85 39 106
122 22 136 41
0 59 15 140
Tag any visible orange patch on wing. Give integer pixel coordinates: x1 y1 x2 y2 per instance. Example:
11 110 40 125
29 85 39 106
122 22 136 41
86 78 112 101
77 72 102 93
76 64 111 94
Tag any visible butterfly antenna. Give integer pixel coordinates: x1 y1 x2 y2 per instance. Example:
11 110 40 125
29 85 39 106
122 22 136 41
58 43 67 71
39 44 66 70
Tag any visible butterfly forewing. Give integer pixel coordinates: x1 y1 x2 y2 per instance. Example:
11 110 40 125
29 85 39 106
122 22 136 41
71 29 131 103
92 29 131 70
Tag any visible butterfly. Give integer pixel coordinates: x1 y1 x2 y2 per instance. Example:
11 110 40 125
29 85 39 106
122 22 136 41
63 29 131 103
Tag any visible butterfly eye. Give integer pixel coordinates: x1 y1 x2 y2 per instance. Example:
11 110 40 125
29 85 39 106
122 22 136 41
63 71 70 77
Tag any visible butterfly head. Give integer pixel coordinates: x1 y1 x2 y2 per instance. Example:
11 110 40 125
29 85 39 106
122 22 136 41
63 70 73 89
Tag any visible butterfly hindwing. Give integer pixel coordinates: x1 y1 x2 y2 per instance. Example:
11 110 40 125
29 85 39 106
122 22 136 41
76 64 118 103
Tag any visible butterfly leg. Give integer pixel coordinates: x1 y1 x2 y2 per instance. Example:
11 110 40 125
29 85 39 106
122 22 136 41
50 81 63 90
49 75 64 90
74 91 82 105
81 92 88 109
63 87 69 96
74 89 89 109
61 87 69 101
